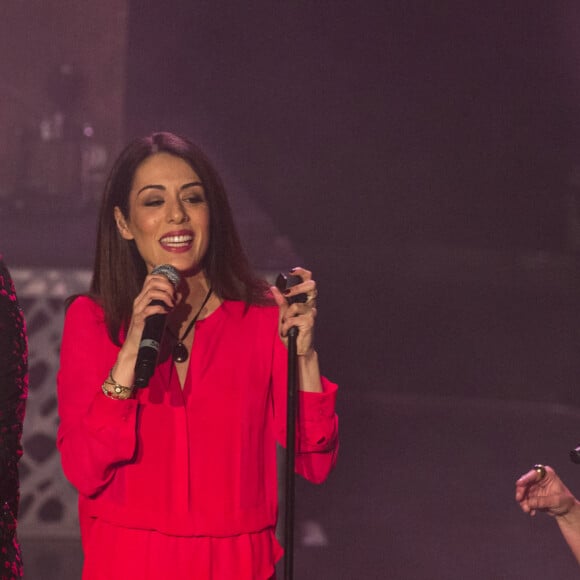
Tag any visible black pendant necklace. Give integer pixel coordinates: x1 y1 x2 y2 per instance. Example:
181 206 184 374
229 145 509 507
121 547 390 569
168 286 213 363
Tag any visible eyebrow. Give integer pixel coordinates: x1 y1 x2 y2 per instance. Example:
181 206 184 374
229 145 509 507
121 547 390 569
136 181 204 196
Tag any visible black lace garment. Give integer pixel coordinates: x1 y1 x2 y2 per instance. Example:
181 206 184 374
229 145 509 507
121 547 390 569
0 259 28 578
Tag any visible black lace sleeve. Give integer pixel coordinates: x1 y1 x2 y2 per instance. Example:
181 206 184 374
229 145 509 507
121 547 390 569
0 259 27 578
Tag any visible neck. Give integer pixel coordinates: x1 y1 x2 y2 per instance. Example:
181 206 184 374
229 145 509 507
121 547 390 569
170 272 216 330
184 270 211 300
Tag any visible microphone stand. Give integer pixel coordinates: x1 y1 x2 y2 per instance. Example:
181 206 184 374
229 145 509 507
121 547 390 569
274 271 306 580
284 324 299 580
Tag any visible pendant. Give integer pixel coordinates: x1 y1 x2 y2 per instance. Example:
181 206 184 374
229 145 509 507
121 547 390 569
173 342 189 363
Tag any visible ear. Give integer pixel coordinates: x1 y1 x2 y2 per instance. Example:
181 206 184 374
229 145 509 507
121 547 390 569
114 207 134 240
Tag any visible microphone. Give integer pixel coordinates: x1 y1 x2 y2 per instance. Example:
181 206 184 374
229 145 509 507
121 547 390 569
133 264 181 388
275 273 307 306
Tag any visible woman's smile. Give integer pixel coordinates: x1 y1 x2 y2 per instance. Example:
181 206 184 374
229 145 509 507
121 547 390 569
159 229 194 252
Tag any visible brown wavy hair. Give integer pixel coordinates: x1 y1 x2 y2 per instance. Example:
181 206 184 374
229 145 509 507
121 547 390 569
85 132 270 344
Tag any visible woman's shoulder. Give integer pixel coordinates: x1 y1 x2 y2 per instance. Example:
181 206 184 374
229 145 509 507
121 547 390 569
65 294 105 324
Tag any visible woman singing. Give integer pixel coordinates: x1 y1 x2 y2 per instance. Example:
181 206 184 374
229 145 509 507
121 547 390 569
57 132 338 579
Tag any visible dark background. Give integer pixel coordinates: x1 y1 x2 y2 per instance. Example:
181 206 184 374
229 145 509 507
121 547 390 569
126 0 577 251
124 0 580 403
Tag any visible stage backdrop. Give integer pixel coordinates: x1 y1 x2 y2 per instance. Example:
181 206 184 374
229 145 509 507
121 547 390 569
0 1 128 205
14 268 91 538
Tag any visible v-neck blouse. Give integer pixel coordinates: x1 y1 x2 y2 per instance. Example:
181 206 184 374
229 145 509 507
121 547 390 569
57 296 338 577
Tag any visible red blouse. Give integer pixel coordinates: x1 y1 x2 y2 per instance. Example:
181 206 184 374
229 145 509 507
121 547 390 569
57 297 338 578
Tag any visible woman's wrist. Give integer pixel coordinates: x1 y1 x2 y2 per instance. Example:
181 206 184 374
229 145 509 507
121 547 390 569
101 368 134 400
111 349 137 388
297 348 317 361
297 349 323 393
554 498 580 524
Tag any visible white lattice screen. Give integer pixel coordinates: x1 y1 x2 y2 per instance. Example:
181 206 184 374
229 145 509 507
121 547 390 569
13 268 91 539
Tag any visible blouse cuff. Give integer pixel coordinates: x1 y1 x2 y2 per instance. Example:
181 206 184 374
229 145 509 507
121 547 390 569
298 378 338 452
299 377 337 421
82 391 139 457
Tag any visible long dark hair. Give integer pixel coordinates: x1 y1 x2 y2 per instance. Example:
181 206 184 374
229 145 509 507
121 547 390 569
87 132 270 344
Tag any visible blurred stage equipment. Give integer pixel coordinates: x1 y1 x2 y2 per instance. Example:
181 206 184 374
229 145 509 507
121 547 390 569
23 64 109 206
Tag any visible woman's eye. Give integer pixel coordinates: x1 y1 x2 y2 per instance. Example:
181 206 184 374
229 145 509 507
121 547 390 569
184 194 205 204
143 198 164 207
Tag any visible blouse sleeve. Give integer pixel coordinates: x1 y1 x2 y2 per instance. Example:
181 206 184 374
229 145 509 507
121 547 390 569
272 332 339 484
56 297 138 498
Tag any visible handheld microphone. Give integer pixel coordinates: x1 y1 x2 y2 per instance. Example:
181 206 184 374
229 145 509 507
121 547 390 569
134 264 181 388
275 273 307 306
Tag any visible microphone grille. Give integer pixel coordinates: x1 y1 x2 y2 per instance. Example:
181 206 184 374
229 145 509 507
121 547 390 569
151 264 181 288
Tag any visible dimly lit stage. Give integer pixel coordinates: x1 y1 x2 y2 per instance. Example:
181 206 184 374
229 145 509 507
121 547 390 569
5 198 580 579
19 390 580 579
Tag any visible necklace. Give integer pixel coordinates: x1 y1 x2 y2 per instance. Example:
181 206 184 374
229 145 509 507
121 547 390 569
167 286 213 363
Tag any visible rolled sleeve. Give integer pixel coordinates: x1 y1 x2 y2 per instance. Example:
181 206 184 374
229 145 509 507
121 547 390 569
298 378 338 453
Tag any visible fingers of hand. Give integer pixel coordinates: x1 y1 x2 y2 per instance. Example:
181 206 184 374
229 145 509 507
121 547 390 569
525 494 564 516
517 499 532 513
305 287 318 306
282 274 317 306
289 266 312 281
516 492 543 515
515 468 552 513
516 469 543 487
515 476 572 517
514 484 527 502
294 282 318 307
280 304 317 335
148 273 178 296
270 285 287 308
134 277 176 315
280 309 316 355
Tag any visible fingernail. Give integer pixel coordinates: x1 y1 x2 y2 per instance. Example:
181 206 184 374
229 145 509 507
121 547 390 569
290 267 297 273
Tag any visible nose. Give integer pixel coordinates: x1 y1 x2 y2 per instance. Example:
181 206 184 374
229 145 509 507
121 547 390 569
167 198 188 223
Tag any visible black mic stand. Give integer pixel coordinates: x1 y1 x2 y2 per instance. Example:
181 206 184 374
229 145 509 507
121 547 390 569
284 324 299 580
275 272 306 580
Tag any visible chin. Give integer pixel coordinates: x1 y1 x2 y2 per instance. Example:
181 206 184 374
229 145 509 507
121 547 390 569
175 261 205 277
